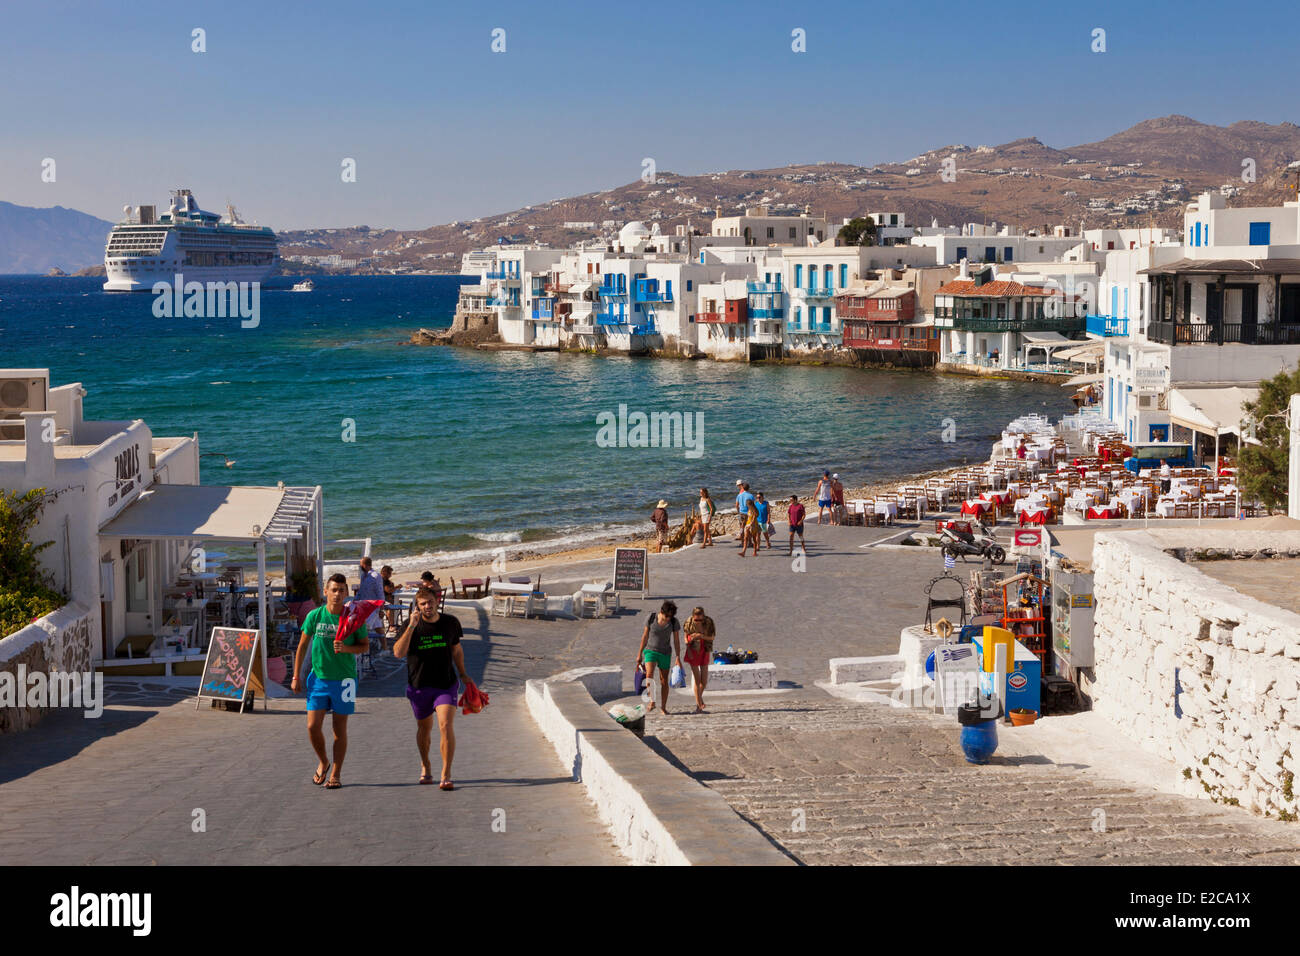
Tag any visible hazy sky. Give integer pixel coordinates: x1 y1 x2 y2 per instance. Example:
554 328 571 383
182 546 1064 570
2 0 1296 230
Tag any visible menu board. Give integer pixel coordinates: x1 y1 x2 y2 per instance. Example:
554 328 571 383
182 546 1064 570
613 548 648 597
196 627 261 712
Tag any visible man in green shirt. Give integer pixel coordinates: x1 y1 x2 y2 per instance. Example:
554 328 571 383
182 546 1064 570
292 573 367 789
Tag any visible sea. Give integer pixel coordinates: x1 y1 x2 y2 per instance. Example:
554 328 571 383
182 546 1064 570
0 274 1075 569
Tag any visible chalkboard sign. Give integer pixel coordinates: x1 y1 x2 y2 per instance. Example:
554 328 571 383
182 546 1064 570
195 627 261 713
613 548 648 598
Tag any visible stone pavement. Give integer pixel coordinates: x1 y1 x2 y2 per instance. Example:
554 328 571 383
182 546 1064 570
645 694 1300 865
483 520 1300 865
0 607 620 865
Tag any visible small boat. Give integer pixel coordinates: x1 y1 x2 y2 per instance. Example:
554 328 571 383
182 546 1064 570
291 279 314 293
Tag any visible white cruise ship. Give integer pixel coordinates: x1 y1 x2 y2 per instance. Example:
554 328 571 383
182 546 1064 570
103 189 278 291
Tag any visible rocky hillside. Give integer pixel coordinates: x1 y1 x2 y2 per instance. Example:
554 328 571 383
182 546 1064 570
277 116 1300 273
0 202 114 274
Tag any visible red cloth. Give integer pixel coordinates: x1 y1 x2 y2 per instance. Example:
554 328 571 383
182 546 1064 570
1086 507 1114 520
458 679 490 715
961 501 985 515
1019 510 1047 526
335 599 385 641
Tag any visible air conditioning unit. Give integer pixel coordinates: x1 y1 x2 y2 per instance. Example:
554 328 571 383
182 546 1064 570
0 369 50 440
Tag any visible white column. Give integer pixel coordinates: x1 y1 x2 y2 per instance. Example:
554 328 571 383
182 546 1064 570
256 538 269 708
1289 394 1300 520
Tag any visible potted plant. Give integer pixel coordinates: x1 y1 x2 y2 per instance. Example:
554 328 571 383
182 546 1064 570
1009 707 1038 726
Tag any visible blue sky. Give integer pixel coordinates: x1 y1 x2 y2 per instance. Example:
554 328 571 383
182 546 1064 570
1 0 1295 230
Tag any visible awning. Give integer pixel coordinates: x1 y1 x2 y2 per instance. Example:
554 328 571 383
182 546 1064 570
1020 331 1073 345
1063 373 1104 387
1140 258 1300 276
1167 386 1259 437
99 484 303 541
1055 342 1104 362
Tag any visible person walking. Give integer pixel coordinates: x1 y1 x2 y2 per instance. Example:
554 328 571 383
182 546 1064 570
755 492 773 549
735 481 755 549
816 471 834 524
698 488 716 547
292 573 368 789
682 606 716 713
831 474 845 526
739 499 761 557
637 601 681 715
1159 458 1171 494
651 499 670 553
392 587 470 790
787 495 806 554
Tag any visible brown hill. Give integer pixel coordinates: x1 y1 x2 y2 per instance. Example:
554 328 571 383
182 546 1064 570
277 116 1300 273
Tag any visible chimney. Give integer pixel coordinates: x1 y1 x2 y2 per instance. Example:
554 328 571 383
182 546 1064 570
23 410 55 486
958 258 969 280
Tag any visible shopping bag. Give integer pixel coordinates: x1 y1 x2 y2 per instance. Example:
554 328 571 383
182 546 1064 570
457 679 490 715
633 665 645 696
669 664 685 688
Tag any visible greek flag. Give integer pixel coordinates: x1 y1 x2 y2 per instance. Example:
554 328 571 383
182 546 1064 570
943 552 956 570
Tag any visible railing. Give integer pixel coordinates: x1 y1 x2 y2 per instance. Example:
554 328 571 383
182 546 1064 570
632 286 673 303
631 323 656 336
747 281 783 294
697 311 740 323
1147 321 1300 346
488 297 519 308
570 323 598 335
839 305 914 321
749 308 785 319
844 336 904 349
795 286 835 299
789 321 834 333
1085 314 1129 337
486 268 518 280
809 321 834 334
944 316 1086 333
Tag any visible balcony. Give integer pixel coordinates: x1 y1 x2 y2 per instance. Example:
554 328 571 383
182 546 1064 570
632 280 672 303
488 297 520 308
697 311 741 324
631 322 656 336
597 306 627 325
1147 321 1300 346
1085 314 1129 337
486 268 518 280
570 323 598 336
787 321 834 334
598 280 628 298
747 281 783 294
941 314 1085 333
749 308 785 320
794 286 836 300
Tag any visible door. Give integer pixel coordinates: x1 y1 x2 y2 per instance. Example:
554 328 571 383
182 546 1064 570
1239 285 1257 343
124 544 154 637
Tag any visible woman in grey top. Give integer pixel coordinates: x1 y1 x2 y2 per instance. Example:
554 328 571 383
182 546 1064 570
637 601 681 714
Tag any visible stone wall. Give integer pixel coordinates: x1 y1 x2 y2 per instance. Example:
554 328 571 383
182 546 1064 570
1091 529 1300 818
0 602 95 734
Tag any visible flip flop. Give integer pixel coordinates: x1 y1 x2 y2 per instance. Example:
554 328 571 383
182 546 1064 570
419 773 434 785
312 763 331 786
325 777 342 789
439 780 454 791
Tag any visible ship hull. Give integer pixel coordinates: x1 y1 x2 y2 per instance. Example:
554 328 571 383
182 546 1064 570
103 262 276 292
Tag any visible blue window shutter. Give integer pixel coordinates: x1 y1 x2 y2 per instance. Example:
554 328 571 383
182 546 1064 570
1249 222 1270 245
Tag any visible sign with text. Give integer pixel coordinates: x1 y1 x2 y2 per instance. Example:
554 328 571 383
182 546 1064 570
613 547 649 598
195 627 261 713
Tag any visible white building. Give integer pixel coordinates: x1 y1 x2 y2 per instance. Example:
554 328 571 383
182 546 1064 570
1098 191 1300 450
711 206 827 245
0 369 323 673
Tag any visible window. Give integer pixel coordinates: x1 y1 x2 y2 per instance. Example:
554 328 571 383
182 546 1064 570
1004 247 1013 261
789 227 796 239
1107 241 1114 250
824 265 833 289
956 246 967 261
839 264 848 287
795 264 803 286
767 227 774 238
984 247 996 262
686 280 692 291
1249 222 1271 246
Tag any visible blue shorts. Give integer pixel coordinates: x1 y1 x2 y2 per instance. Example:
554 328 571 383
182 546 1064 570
306 673 356 715
818 499 832 508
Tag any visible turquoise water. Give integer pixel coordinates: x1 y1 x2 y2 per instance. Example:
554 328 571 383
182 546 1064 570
0 275 1074 566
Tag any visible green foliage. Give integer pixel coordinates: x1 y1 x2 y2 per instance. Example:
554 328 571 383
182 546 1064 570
1239 365 1300 513
837 217 877 247
0 488 65 638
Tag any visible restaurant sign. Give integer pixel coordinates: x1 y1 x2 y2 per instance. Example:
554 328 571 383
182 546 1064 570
105 441 147 514
1134 366 1169 390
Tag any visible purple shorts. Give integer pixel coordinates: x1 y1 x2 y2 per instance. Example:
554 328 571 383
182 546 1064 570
406 682 460 720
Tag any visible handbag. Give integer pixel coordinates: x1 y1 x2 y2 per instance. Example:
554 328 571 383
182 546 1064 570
633 665 645 695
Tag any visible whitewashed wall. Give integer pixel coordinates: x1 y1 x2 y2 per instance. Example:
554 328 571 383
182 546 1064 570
1091 529 1300 817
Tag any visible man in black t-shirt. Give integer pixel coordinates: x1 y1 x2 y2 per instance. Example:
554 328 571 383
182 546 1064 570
392 588 470 789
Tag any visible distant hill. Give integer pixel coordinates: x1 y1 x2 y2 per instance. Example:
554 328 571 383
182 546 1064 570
277 115 1300 272
0 201 113 274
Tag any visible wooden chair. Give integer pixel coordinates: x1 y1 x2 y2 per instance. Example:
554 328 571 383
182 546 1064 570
1173 503 1190 519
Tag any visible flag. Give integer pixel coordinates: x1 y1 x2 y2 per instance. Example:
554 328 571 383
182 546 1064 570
943 552 956 570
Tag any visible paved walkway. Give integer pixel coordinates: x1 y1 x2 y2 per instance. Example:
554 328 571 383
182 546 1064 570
0 609 619 865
